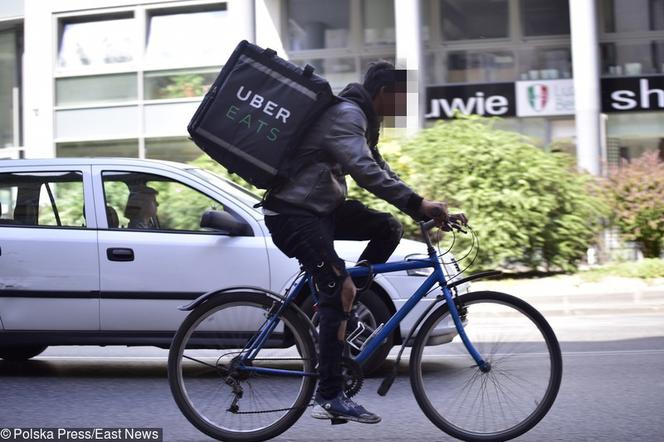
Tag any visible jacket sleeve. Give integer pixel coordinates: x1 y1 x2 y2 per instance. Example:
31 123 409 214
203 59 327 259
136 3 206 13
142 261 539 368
323 104 424 218
371 146 402 182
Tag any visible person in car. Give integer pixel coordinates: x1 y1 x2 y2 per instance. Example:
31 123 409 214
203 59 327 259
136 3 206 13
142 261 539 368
124 186 159 229
263 62 465 424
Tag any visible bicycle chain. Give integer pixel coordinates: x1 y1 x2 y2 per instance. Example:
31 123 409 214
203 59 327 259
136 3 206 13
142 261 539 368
229 358 364 414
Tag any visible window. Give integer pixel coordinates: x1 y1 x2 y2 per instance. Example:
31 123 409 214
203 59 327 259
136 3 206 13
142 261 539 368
0 171 86 228
101 171 226 232
440 0 509 41
57 13 135 69
56 74 137 106
145 4 232 66
0 29 19 148
602 0 664 33
145 137 201 163
298 58 357 92
447 50 515 83
601 40 664 76
144 69 217 100
519 47 572 80
521 0 570 36
363 0 396 46
286 0 351 50
56 139 139 158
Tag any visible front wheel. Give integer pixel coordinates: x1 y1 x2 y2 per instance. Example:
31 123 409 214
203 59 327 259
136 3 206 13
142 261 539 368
410 291 563 442
168 292 317 442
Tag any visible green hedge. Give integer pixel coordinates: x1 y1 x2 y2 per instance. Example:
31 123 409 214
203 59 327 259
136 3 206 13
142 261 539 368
347 116 608 272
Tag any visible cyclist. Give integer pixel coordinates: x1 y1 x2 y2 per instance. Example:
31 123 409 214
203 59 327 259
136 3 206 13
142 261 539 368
263 62 459 424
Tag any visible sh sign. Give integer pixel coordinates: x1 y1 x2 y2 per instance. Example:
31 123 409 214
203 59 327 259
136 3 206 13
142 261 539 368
602 76 664 112
516 79 575 117
425 83 515 119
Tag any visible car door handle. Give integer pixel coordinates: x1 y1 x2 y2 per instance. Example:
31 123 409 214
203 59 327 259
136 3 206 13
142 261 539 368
107 248 134 262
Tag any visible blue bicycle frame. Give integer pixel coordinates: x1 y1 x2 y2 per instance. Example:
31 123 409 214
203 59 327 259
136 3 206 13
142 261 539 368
239 222 489 377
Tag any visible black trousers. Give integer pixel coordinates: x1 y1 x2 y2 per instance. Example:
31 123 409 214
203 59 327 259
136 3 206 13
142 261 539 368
264 199 403 399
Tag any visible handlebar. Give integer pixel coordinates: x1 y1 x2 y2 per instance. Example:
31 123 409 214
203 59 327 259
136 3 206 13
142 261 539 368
419 208 468 250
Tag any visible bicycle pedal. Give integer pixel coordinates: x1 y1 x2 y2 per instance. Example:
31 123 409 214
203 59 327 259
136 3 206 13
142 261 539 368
330 417 349 425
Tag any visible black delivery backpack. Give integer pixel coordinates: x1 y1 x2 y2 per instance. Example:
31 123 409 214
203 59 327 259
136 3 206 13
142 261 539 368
188 40 336 189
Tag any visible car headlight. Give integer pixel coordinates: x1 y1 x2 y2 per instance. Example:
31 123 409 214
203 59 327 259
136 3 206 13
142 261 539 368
407 267 434 277
405 254 434 277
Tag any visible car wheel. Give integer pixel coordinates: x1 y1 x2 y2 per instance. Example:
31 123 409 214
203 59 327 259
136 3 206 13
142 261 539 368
0 345 48 361
301 288 394 376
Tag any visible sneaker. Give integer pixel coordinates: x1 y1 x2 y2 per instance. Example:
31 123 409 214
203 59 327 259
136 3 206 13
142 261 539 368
312 392 381 424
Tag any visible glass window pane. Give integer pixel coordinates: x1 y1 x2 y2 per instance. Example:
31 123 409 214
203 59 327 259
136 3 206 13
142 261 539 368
440 0 509 41
101 171 224 232
446 50 515 83
145 4 232 66
56 74 137 106
144 69 217 100
363 0 395 46
522 0 570 36
56 139 139 158
293 57 357 92
287 0 350 50
0 29 18 148
145 137 201 163
601 41 664 76
57 14 135 69
518 47 572 80
602 0 664 33
0 171 85 228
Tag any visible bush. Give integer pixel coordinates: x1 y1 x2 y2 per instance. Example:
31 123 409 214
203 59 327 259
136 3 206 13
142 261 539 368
606 151 664 258
579 258 664 281
349 116 608 272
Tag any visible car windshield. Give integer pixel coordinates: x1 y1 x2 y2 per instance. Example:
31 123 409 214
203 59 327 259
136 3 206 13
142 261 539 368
188 168 262 211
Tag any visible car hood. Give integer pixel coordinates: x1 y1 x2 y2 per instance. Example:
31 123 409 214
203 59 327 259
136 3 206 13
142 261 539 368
334 238 429 263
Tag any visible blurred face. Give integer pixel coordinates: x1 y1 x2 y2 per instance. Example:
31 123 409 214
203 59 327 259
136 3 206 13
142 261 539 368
375 83 408 117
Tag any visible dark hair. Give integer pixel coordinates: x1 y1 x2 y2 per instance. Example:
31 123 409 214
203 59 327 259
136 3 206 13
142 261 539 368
363 61 406 98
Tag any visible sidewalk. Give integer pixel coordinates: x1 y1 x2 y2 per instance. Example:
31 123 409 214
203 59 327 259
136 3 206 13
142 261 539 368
469 275 664 316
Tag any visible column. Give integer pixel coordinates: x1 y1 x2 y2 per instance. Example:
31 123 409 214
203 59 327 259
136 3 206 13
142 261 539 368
395 0 424 131
570 0 602 175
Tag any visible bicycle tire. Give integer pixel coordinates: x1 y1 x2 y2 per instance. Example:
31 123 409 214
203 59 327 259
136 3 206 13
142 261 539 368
168 292 317 442
410 291 563 442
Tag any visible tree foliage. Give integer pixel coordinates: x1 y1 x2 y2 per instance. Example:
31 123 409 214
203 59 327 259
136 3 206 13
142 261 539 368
348 116 608 272
606 151 664 258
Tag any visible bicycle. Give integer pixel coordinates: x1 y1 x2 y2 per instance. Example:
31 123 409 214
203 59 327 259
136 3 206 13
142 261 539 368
167 219 563 442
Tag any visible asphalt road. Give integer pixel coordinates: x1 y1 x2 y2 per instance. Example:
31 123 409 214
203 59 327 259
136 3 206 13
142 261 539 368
1 333 663 442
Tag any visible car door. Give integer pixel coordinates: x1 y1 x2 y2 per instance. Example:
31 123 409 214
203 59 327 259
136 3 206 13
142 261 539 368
91 164 270 331
0 165 100 330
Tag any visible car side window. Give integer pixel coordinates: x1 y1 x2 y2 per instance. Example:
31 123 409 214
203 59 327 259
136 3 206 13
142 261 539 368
0 171 86 228
102 171 230 232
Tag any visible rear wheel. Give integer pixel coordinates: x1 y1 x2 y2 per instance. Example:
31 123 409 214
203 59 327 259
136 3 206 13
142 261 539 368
410 291 563 442
0 345 48 361
168 292 316 442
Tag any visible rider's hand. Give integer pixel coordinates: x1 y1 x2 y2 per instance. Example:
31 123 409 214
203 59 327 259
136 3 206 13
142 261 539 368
419 199 449 226
448 212 469 227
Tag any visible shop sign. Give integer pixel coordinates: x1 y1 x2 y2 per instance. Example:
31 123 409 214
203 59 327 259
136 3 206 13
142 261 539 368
425 83 515 119
515 79 575 117
601 76 664 113
425 75 664 120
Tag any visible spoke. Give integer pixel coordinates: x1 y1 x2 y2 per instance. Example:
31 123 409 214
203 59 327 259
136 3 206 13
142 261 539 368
183 354 223 370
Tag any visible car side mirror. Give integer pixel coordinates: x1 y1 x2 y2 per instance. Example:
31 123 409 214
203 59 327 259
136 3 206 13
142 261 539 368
200 210 252 236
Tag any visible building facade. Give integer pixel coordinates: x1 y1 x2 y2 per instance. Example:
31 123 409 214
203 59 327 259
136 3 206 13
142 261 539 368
1 0 663 174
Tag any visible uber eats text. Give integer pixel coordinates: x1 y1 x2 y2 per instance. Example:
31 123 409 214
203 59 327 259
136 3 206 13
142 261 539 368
225 86 292 142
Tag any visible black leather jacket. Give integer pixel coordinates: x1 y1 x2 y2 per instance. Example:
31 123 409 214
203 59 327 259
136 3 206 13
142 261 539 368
264 84 423 218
